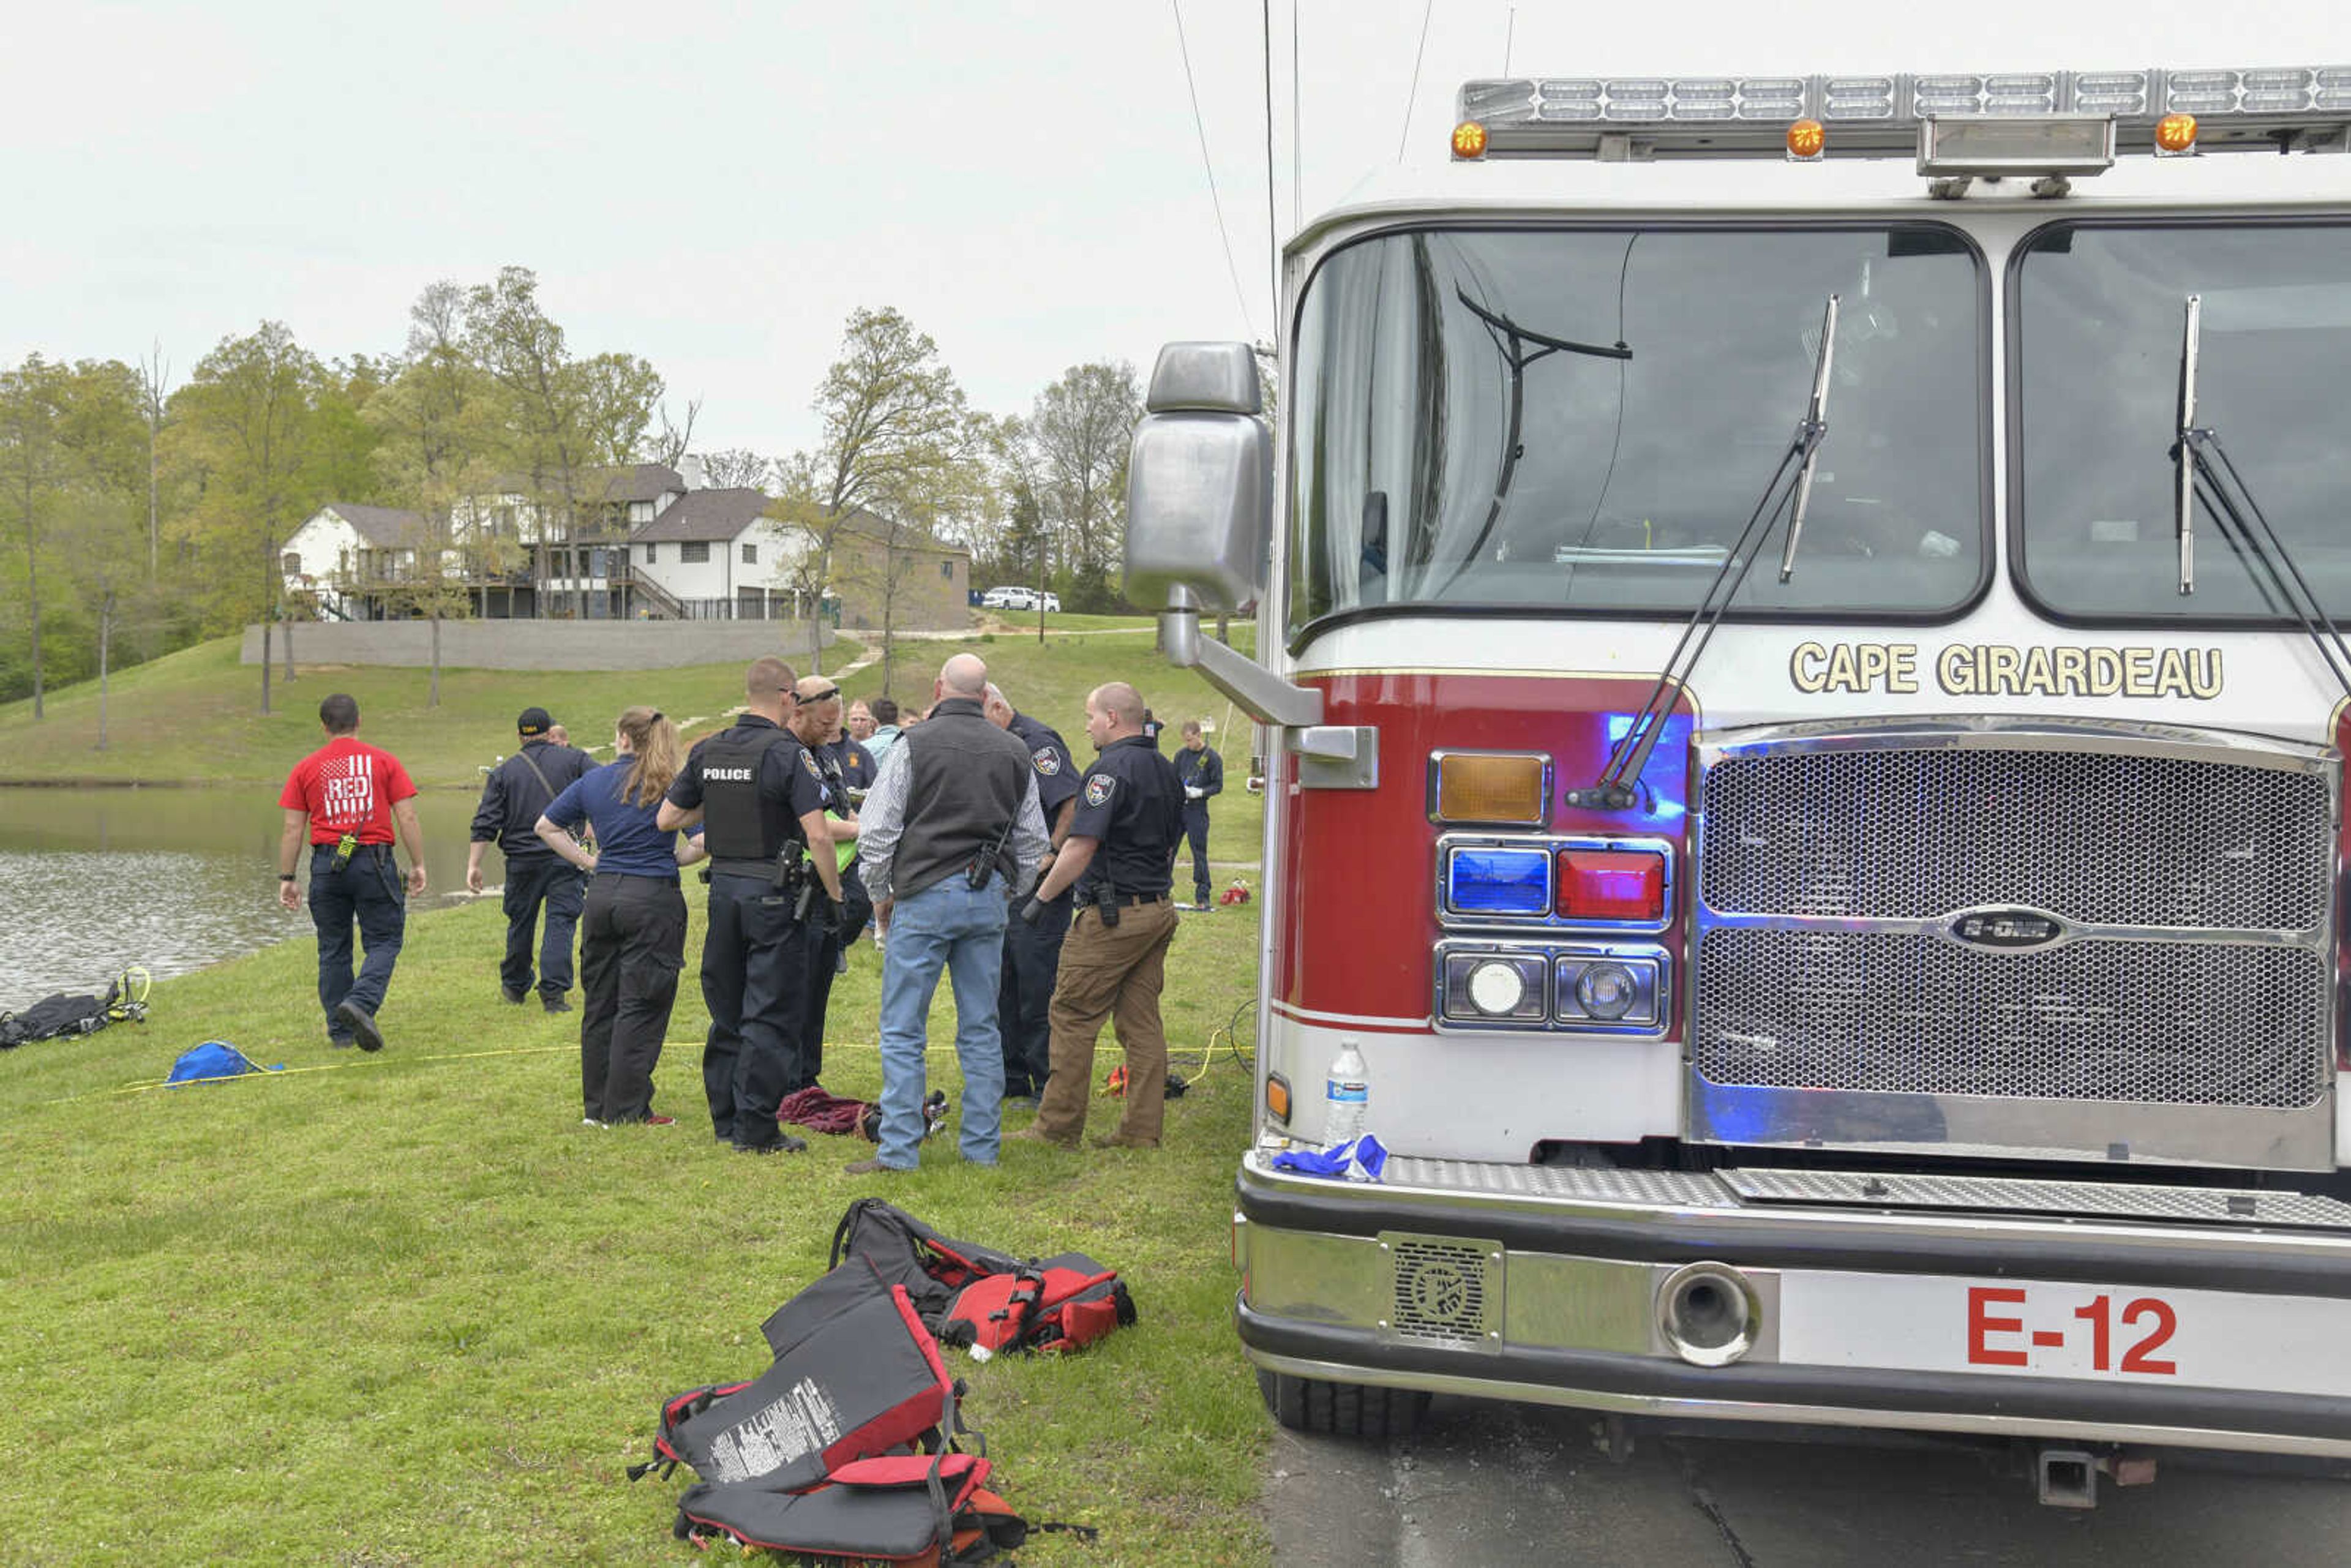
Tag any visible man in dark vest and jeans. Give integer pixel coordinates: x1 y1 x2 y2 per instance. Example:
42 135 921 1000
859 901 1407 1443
659 656 842 1155
467 706 594 1011
850 653 1048 1174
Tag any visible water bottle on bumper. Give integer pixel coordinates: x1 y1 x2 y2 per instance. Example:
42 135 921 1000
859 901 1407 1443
1324 1040 1368 1147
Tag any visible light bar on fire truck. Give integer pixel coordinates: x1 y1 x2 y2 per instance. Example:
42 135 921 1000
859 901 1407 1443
1454 66 2351 160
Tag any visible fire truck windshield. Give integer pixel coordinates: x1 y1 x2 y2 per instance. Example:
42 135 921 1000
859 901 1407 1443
2015 219 2351 625
1286 224 1985 637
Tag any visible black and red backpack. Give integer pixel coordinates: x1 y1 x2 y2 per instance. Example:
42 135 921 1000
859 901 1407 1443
827 1199 1137 1357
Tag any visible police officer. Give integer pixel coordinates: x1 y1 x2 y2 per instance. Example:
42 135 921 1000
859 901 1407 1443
984 681 1079 1105
788 673 869 1085
1009 681 1185 1150
466 705 595 1011
1173 719 1224 911
825 690 880 948
658 656 842 1155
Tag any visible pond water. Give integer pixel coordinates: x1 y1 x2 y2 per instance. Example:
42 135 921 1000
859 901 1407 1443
0 786 511 1013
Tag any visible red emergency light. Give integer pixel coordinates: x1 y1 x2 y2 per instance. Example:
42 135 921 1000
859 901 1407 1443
1556 849 1668 923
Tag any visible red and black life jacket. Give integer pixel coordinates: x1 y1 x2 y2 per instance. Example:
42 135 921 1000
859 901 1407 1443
633 1257 961 1488
828 1200 1138 1357
936 1254 1137 1357
672 1450 1096 1566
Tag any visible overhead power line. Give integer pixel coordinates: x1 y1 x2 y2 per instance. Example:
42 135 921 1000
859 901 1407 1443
1398 0 1434 162
1171 0 1259 339
1262 0 1278 315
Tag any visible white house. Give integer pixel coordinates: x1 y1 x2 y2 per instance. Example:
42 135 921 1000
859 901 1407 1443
629 487 804 619
280 503 433 620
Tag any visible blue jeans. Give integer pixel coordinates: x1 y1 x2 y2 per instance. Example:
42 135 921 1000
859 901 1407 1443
310 843 407 1033
877 878 1010 1168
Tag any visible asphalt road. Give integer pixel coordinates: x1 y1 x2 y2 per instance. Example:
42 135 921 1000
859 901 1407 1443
1267 1395 2351 1566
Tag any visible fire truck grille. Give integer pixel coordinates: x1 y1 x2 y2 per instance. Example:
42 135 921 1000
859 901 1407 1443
1700 746 2330 928
1692 928 2327 1108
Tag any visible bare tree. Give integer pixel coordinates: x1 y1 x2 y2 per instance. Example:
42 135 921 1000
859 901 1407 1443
647 394 702 468
138 342 171 582
700 447 773 489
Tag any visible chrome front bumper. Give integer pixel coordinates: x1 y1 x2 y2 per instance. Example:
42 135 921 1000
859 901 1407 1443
1234 1152 2351 1457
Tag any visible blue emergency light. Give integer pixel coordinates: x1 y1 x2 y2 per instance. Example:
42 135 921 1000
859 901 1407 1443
1445 846 1553 915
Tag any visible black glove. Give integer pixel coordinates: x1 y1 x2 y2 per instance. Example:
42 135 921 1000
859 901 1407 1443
1019 896 1046 926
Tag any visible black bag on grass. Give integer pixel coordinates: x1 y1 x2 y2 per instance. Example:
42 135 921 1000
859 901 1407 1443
672 1450 1071 1566
823 1198 1025 1325
634 1258 961 1488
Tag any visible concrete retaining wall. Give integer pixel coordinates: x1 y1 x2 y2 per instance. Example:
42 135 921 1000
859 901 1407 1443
241 620 833 672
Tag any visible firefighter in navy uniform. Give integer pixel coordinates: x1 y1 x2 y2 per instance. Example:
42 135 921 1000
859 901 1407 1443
985 682 1080 1104
1011 681 1186 1150
658 656 842 1154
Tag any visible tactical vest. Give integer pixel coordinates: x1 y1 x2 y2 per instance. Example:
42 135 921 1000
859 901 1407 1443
699 726 802 878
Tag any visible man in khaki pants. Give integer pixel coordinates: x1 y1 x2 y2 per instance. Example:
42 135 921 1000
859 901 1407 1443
1009 682 1187 1149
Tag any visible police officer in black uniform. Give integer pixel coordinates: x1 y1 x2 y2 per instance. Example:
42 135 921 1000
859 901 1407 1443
790 674 871 1087
985 681 1079 1103
1011 681 1187 1150
658 656 842 1154
465 706 595 1010
823 695 879 949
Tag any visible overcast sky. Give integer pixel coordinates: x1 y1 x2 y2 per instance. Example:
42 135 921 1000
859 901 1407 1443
1 1 2338 461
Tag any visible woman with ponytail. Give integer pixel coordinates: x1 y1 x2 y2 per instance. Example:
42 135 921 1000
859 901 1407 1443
536 707 704 1127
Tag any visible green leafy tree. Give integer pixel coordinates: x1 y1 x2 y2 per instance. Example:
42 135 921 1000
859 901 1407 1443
771 307 981 675
0 356 148 715
1024 359 1142 612
368 281 507 705
462 266 664 618
168 321 334 714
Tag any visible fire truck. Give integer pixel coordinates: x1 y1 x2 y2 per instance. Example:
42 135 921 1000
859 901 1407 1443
1123 65 2351 1505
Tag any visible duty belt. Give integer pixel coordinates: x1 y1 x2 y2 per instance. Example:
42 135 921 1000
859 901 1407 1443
707 856 803 880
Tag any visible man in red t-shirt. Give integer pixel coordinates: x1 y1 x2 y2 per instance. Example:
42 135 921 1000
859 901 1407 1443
276 692 427 1051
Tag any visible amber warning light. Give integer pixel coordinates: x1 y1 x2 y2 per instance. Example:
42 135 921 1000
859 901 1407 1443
1786 119 1826 160
1433 752 1548 825
2156 112 2199 152
1452 120 1490 159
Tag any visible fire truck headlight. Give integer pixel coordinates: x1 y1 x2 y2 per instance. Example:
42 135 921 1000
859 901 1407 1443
1467 960 1528 1016
1556 951 1665 1029
1575 962 1639 1020
1440 950 1549 1023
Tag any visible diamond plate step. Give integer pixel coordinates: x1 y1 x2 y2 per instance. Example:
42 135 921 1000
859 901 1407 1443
1723 1168 2351 1230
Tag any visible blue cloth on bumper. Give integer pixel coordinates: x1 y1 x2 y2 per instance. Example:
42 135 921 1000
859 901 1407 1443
1270 1133 1387 1182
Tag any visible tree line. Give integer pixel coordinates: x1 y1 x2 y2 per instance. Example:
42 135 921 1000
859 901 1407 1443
0 268 1153 724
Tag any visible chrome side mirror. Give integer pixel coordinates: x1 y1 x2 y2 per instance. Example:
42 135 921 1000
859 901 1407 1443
1124 342 1270 613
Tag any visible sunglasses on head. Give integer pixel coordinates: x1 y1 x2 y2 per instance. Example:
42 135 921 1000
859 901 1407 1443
803 688 839 704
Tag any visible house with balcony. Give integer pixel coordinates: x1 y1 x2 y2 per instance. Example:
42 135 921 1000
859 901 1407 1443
280 503 436 621
283 460 973 628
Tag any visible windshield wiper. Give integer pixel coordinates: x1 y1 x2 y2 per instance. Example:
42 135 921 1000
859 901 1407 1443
2173 293 2351 699
1570 295 1838 811
1419 288 1632 602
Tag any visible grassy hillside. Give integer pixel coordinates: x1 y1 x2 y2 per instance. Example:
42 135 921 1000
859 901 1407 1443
1 619 1279 1562
0 618 1262 790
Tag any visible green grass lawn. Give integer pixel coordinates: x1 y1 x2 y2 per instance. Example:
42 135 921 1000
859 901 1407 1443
1 890 1272 1564
1 625 1279 1564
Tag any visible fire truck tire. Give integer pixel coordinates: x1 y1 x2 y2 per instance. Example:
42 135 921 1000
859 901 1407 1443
1257 1369 1431 1438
